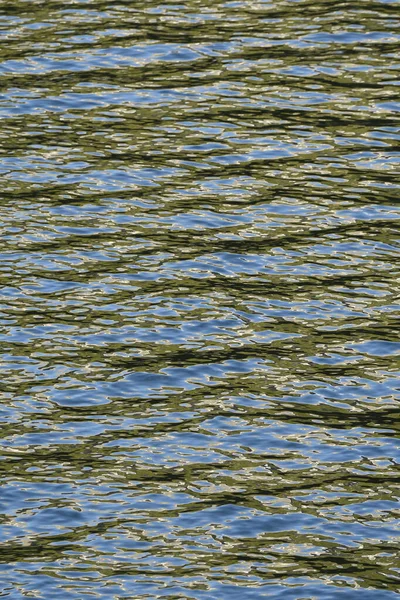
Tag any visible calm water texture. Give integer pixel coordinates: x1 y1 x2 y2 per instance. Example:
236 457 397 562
1 0 400 598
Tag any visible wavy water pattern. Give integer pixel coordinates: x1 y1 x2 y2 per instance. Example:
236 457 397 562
0 0 399 598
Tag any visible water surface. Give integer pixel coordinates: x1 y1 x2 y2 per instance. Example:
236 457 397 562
0 0 399 598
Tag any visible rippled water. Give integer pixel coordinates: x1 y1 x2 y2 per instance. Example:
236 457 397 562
1 0 400 598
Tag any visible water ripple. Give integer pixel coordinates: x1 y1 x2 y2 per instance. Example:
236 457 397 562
0 0 399 598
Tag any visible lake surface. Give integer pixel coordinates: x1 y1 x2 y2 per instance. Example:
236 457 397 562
1 0 399 598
